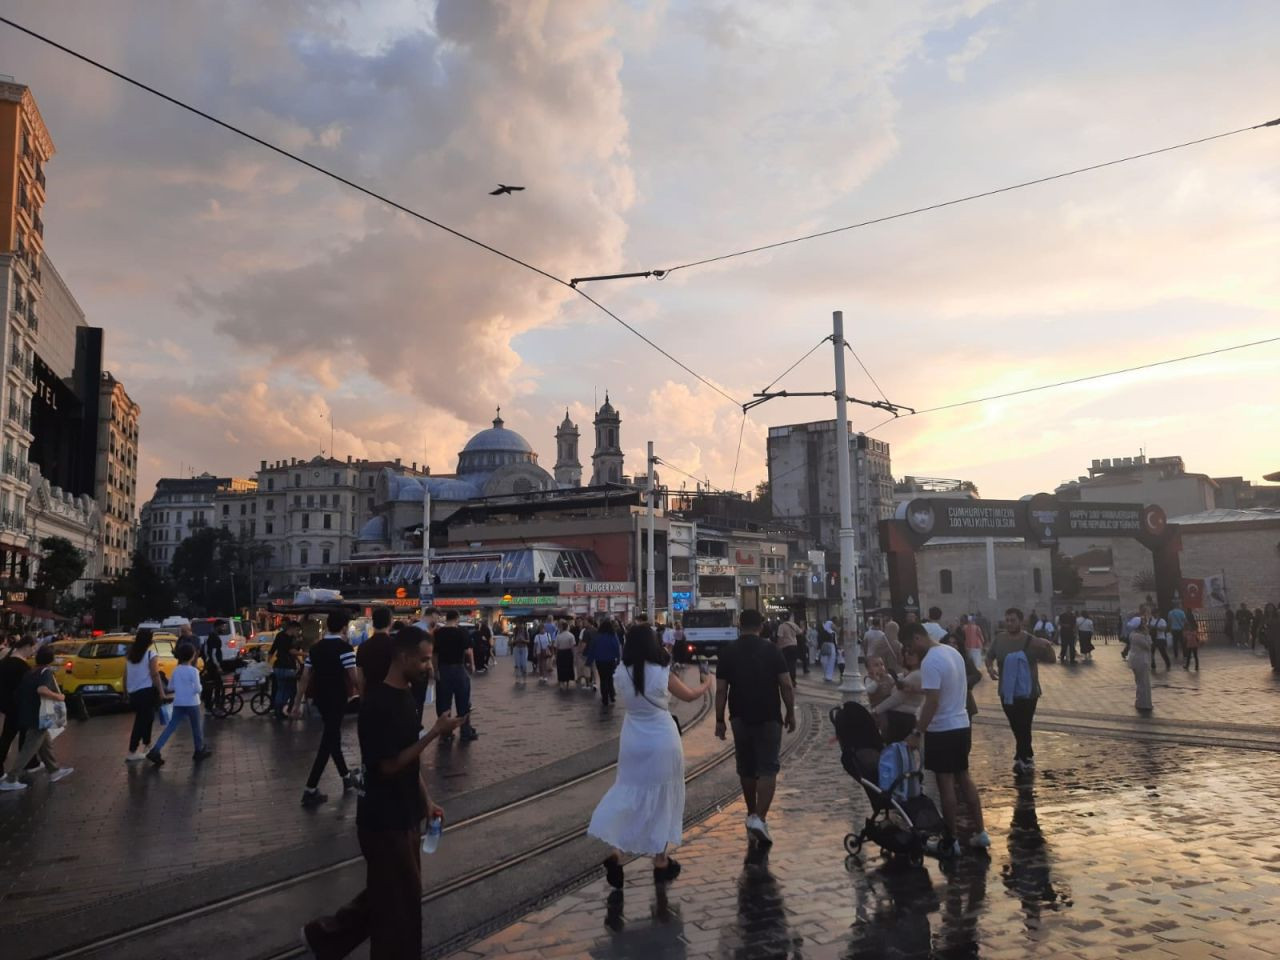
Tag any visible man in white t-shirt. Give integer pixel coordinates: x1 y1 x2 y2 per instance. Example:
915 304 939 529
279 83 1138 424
905 622 989 854
923 606 948 643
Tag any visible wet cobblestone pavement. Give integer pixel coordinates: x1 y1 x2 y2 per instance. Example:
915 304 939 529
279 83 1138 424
456 699 1280 959
0 668 701 926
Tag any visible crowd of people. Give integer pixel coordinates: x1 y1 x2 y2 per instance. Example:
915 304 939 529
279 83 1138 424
2 593 1278 958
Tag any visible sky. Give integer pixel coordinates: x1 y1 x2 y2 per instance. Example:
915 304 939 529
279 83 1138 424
4 0 1278 505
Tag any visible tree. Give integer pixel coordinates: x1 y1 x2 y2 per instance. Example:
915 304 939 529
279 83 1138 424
33 536 86 609
751 479 773 521
90 549 176 629
171 527 235 609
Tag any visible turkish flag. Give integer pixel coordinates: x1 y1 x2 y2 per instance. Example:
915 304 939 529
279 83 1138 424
1180 578 1205 609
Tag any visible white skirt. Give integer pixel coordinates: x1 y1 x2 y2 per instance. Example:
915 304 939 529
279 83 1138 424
588 712 686 855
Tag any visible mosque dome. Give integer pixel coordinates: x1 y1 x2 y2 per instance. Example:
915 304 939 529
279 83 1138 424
457 410 538 476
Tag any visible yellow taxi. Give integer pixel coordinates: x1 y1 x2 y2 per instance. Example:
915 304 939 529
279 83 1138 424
239 631 277 665
58 634 203 700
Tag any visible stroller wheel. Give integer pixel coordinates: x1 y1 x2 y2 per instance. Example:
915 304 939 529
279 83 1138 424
843 833 863 856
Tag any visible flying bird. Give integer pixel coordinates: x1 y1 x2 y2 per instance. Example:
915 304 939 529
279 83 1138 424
489 184 525 196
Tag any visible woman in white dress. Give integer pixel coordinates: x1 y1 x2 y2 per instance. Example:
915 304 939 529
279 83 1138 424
589 625 712 889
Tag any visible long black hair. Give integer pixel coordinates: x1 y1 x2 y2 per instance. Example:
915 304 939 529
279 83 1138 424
128 627 154 664
622 624 669 697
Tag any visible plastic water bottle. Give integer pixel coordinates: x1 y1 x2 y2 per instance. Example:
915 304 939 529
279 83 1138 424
422 816 442 854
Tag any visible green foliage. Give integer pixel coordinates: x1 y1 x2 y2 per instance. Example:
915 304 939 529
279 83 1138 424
33 536 86 608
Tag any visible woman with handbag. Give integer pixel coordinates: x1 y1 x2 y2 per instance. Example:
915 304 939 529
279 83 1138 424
588 624 712 890
125 628 166 762
0 645 73 791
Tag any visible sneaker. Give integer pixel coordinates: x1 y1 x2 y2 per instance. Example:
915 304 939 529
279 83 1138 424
460 727 479 742
342 772 360 792
301 789 327 808
1022 757 1035 769
968 830 991 850
0 778 28 792
125 750 147 763
193 749 213 762
146 749 165 767
745 814 773 847
49 767 74 783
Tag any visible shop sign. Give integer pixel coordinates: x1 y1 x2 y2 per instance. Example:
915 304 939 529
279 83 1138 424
574 581 634 595
500 595 559 607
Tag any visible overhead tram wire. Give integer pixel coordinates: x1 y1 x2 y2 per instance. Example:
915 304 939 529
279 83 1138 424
845 341 891 407
866 334 1280 431
0 14 742 410
729 413 748 492
598 116 1277 280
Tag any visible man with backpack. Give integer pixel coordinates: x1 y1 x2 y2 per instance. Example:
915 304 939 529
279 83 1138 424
986 608 1056 774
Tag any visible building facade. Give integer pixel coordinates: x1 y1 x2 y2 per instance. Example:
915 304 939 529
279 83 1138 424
767 419 894 606
1056 454 1217 519
30 253 103 500
914 538 1054 629
96 373 139 578
28 463 102 600
0 79 53 579
139 474 255 574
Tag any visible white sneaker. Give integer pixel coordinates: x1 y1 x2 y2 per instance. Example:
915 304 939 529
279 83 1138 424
0 778 28 792
745 814 773 847
968 830 991 850
125 750 147 763
49 767 74 783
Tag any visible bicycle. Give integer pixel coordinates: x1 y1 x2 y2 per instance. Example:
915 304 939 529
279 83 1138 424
206 674 245 719
248 674 275 716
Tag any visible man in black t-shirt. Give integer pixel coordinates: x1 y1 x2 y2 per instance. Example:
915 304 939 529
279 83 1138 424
715 609 796 849
302 627 464 958
0 635 35 769
296 611 358 808
433 611 477 742
356 607 395 692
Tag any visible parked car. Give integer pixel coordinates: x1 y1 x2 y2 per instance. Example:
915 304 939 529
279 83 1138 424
58 634 203 701
189 617 255 667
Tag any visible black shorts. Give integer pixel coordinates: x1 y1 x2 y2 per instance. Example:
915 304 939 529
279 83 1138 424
923 726 971 775
730 719 783 779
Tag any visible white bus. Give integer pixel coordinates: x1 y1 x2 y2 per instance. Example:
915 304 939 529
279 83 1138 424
675 608 737 662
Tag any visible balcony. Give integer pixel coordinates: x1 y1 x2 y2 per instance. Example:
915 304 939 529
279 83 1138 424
2 455 22 478
35 168 45 189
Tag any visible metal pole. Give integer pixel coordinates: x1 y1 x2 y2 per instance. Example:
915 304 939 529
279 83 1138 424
832 311 866 703
419 485 433 611
646 440 656 624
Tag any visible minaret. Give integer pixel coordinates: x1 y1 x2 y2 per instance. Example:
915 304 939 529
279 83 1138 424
591 393 624 485
554 410 582 487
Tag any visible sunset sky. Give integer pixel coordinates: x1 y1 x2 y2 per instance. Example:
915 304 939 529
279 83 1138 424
4 0 1278 505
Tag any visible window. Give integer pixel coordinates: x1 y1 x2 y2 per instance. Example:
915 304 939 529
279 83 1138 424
323 513 332 530
265 521 273 535
367 496 374 511
367 476 374 487
267 478 275 491
1033 568 1043 593
332 472 339 485
239 503 246 516
294 473 301 487
300 548 309 567
302 514 310 530
293 495 301 507
322 548 331 565
307 494 315 507
266 499 274 512
940 569 953 594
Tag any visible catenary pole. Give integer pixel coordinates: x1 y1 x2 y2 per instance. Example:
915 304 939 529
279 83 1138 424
647 440 657 624
832 311 867 704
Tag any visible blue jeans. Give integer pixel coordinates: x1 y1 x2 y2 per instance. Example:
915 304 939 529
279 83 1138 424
513 646 529 675
154 705 205 753
436 665 473 731
272 668 297 714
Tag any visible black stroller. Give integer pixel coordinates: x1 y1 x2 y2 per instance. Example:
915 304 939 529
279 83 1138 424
830 703 951 865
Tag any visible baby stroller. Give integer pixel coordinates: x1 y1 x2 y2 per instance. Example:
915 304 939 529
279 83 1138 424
830 703 950 865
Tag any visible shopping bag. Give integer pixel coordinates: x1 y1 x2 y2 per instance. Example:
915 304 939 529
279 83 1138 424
423 682 435 706
158 702 174 726
39 698 68 740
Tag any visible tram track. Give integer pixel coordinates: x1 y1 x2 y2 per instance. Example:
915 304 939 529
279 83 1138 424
801 685 1280 753
45 689 732 960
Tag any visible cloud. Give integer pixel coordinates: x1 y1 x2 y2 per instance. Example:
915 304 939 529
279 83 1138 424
947 25 1000 81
